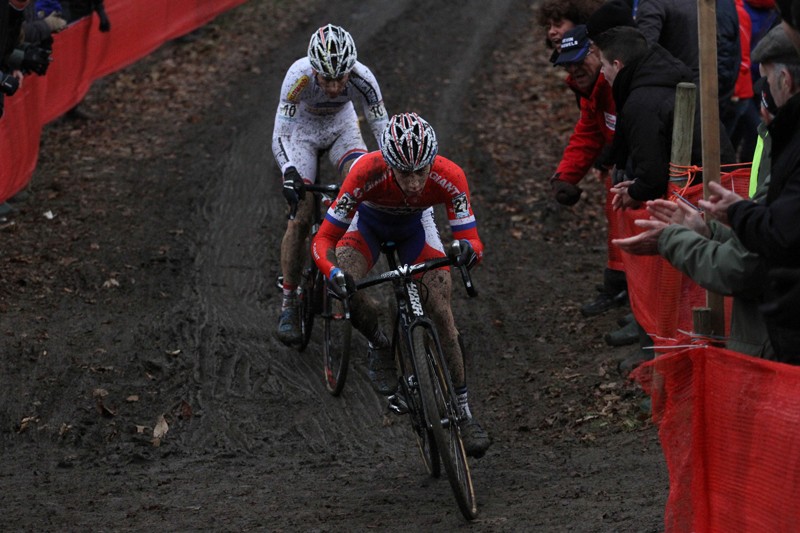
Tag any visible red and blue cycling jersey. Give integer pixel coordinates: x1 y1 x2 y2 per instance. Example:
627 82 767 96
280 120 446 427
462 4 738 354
312 151 484 277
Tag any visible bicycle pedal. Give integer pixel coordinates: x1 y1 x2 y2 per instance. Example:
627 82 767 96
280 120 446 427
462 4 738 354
387 393 409 415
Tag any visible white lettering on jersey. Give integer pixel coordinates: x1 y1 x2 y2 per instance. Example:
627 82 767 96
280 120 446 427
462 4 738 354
429 172 460 195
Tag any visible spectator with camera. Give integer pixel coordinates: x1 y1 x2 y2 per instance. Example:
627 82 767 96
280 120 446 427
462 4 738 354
57 0 110 120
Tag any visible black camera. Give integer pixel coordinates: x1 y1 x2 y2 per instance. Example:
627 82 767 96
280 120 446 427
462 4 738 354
0 71 19 96
7 40 53 76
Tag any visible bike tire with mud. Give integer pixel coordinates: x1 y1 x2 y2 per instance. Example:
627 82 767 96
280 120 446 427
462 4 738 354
297 266 320 352
395 324 440 478
322 283 352 396
411 325 477 520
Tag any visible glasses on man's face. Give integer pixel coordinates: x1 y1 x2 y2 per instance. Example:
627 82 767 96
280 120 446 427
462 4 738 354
320 74 347 83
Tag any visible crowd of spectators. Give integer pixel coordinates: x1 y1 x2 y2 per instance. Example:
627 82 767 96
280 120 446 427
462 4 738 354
0 0 109 221
537 0 800 373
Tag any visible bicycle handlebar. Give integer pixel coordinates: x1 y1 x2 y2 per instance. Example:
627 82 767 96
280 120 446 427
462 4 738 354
304 183 340 194
287 183 340 220
354 242 478 297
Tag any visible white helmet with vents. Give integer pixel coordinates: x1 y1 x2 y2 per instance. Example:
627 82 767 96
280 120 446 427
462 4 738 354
307 24 357 78
380 113 439 172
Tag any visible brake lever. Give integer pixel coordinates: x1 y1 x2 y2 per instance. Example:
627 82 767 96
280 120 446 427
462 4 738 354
331 270 352 319
459 264 478 297
448 241 478 297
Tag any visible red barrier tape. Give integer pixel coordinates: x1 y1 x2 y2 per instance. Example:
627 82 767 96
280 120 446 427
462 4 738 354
613 168 751 342
634 346 800 532
0 0 247 202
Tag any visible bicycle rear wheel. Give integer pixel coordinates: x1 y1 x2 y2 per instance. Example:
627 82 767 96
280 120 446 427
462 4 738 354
297 266 321 352
322 286 352 396
411 325 477 520
395 325 440 478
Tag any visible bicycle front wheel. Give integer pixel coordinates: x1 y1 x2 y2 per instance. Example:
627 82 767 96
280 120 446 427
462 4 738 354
322 287 352 396
411 325 477 520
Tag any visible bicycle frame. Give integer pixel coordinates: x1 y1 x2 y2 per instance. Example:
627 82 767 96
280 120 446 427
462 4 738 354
355 241 478 519
294 183 340 352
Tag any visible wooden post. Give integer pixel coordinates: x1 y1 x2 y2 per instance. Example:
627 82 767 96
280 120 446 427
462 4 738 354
671 82 697 170
696 0 726 337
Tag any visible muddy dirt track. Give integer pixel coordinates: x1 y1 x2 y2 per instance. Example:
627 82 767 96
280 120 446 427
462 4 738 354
0 1 668 531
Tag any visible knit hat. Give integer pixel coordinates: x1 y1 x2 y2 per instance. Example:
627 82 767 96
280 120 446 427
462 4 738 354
587 0 636 41
752 24 800 64
554 25 591 65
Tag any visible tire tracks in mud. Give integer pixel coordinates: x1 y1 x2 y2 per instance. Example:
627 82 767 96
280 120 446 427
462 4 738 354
180 0 526 495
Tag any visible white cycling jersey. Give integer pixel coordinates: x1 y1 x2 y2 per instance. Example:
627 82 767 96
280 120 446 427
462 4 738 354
272 57 388 183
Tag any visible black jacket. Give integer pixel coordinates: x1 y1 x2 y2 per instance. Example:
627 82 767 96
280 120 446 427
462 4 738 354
729 92 800 268
612 44 736 201
611 45 699 201
636 0 740 100
728 92 800 362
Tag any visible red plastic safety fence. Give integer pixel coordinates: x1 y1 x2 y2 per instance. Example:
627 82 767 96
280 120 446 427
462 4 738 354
0 0 247 203
611 168 751 341
633 346 800 533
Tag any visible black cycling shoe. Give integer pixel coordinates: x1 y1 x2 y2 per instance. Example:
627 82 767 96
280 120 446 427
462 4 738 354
387 391 409 415
459 417 491 458
367 343 397 396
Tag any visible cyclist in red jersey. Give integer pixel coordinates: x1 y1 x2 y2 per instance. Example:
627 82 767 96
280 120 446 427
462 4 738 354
311 113 491 458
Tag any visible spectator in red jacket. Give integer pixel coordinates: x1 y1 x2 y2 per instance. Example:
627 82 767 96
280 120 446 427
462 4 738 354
549 25 635 333
726 0 762 161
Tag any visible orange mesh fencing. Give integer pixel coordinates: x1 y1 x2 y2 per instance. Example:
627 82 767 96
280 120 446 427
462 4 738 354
633 346 800 532
0 0 248 203
612 167 751 341
604 172 625 272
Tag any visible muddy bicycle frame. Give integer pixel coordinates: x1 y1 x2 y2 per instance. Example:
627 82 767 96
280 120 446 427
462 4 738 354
353 240 479 520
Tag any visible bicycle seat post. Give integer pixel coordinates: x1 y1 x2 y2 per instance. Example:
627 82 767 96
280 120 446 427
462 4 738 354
380 241 398 270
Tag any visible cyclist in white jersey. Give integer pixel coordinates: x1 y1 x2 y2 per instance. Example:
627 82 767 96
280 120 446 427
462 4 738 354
272 24 389 345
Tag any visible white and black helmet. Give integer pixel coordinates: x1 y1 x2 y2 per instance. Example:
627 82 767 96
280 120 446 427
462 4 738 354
307 24 357 78
380 113 439 172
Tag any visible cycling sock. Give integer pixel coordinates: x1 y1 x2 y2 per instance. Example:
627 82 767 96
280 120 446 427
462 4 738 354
281 284 297 309
456 386 471 419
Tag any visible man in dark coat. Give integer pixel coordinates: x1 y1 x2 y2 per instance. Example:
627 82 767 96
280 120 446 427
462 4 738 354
636 0 741 120
700 23 800 362
594 26 709 207
593 25 736 373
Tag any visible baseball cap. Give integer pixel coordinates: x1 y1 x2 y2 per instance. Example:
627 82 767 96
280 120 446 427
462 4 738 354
555 25 591 65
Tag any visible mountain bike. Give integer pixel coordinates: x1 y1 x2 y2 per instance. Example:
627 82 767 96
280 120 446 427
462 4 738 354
284 183 353 396
347 240 479 520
